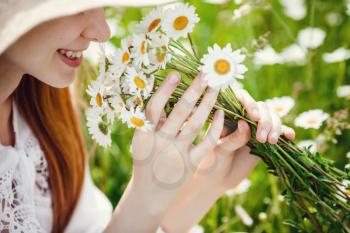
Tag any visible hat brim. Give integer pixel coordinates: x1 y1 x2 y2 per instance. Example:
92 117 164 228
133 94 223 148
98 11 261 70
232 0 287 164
0 0 176 54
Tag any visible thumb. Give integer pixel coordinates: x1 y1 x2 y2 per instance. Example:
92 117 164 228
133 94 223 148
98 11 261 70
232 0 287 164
216 120 251 156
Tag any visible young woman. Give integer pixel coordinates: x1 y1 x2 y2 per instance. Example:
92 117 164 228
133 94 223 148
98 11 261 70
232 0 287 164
0 0 295 232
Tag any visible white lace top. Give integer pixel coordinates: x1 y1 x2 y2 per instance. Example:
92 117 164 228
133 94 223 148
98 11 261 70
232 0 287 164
0 102 113 233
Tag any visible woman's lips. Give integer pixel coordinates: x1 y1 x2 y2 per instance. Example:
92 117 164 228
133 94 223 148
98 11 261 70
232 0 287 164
57 50 84 68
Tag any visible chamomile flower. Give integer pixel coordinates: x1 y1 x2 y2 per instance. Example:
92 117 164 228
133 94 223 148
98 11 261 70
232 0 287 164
265 96 295 117
131 34 150 68
86 108 111 147
294 109 329 129
162 3 199 40
280 44 307 65
225 178 251 197
123 67 154 98
336 85 350 98
86 78 108 109
253 46 283 66
135 7 163 34
235 205 253 226
109 38 131 76
297 27 326 49
200 43 247 90
126 94 144 109
297 140 317 153
323 47 350 63
125 107 154 132
148 34 171 70
108 94 126 114
338 180 350 201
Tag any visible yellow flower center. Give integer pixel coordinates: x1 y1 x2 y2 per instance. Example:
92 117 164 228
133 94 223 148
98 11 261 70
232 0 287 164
148 18 161 32
214 59 231 75
140 41 146 54
133 76 146 89
136 96 143 106
131 116 145 127
122 52 130 64
307 118 317 125
118 101 125 108
156 53 166 62
96 93 103 107
173 16 189 31
274 106 284 113
346 189 350 196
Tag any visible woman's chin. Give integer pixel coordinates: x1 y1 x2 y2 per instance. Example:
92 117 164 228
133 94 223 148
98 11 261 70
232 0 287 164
46 72 76 88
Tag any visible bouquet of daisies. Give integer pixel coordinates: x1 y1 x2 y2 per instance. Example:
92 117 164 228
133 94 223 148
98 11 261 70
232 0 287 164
86 3 350 232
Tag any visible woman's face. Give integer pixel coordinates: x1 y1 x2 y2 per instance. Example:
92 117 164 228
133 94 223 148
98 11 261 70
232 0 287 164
1 8 111 88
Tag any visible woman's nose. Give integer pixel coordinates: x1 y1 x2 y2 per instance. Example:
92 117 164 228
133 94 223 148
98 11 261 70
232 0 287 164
81 9 111 42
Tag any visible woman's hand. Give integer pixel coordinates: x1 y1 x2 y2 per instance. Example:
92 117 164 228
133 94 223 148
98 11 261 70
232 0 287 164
160 89 295 233
106 72 225 233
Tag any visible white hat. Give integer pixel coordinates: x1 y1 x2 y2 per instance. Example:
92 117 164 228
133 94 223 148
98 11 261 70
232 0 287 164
0 0 175 54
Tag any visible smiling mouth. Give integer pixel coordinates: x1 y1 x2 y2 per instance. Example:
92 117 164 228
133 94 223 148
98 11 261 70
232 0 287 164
57 49 85 68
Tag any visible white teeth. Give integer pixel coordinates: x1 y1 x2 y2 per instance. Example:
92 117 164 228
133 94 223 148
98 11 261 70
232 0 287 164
58 49 83 59
66 51 73 58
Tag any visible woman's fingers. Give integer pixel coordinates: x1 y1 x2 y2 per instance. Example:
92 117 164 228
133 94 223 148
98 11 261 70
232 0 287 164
256 102 273 143
215 120 251 156
235 89 260 121
268 110 282 144
177 88 219 146
160 73 208 136
282 125 296 140
145 72 180 125
189 109 224 167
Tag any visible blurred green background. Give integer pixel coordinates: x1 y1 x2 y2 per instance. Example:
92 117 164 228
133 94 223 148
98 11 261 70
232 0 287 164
76 0 350 232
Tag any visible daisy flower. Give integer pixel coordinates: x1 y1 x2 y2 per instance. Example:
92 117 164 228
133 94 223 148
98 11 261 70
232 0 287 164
131 34 150 68
148 33 171 70
188 225 204 233
108 94 126 114
126 94 144 109
280 44 306 65
135 7 163 34
346 151 350 159
279 0 306 20
200 43 247 90
265 96 295 117
109 38 131 76
125 107 154 132
297 27 326 49
294 109 329 129
297 140 317 153
336 85 350 98
323 47 350 63
235 205 253 226
86 108 111 147
338 180 350 202
123 67 154 98
86 78 108 109
225 178 251 197
162 3 200 40
253 46 283 66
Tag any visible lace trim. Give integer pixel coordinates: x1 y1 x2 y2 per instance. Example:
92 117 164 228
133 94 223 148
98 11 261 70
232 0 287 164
0 134 51 232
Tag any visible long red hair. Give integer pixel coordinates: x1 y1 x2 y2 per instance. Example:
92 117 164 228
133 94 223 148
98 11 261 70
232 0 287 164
14 75 86 233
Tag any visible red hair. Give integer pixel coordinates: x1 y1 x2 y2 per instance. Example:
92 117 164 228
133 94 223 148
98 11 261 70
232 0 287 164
14 75 86 233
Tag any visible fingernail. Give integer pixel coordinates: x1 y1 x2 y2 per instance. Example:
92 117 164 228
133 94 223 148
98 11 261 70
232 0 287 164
259 129 267 140
270 132 279 142
215 109 224 120
168 73 180 84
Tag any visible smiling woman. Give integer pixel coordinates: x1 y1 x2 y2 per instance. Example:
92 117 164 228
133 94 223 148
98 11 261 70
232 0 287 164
0 1 295 233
